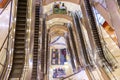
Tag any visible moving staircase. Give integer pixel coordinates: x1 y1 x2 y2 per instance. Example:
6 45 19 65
66 35 76 71
73 13 91 65
9 0 27 79
84 0 111 67
31 5 40 80
68 25 81 67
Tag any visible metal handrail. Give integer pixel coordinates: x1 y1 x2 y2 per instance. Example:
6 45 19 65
0 0 11 15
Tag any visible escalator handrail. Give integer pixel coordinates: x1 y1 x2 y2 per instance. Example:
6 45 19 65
0 0 11 15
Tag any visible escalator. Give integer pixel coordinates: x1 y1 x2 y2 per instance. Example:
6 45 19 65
84 0 112 67
73 13 91 66
65 35 76 71
67 25 81 68
31 5 40 80
9 0 27 79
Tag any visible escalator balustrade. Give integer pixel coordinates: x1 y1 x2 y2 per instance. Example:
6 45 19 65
9 0 27 79
31 5 40 80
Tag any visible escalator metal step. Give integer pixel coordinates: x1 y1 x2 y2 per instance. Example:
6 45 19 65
13 59 24 64
12 64 24 69
17 21 26 24
16 24 26 26
14 50 24 53
18 2 27 6
15 45 25 48
14 54 25 59
17 7 26 10
9 73 21 78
